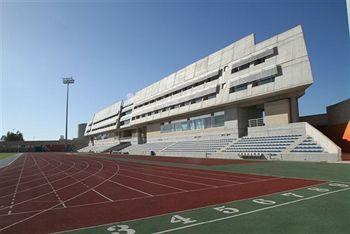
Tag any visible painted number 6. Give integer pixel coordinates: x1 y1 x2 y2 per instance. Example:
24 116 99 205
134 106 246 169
107 225 136 234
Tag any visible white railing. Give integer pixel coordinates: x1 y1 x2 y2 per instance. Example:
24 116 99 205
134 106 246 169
248 118 265 127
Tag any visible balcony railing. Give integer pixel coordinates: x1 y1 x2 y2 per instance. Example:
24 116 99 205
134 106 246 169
248 118 265 127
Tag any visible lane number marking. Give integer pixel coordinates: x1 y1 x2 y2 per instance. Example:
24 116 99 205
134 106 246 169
170 215 197 225
252 198 276 205
307 187 329 192
281 192 304 198
107 225 135 234
329 183 349 188
213 205 239 214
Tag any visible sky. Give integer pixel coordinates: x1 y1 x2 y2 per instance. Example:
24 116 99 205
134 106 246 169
1 0 349 140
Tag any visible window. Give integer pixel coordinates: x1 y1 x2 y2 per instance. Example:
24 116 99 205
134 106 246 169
254 57 265 65
252 77 275 87
231 67 239 73
230 84 247 93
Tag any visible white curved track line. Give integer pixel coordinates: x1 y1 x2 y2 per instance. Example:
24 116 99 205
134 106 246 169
45 156 115 201
0 154 51 181
117 164 218 187
93 157 199 192
32 156 67 208
117 172 187 192
87 156 215 189
0 155 104 211
0 159 85 200
0 177 285 217
0 156 83 199
117 159 262 181
0 156 56 186
0 156 121 232
119 167 214 187
68 155 155 197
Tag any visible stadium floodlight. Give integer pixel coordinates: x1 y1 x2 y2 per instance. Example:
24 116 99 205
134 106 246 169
62 77 75 151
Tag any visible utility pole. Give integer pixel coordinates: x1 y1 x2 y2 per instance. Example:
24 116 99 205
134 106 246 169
62 77 74 151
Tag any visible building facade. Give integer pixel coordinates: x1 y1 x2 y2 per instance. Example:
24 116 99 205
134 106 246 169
84 25 313 144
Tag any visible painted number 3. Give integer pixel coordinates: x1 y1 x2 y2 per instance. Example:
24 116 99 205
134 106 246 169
107 225 135 234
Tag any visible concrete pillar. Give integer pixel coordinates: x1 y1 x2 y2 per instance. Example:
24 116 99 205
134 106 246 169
264 99 291 126
224 107 239 138
290 96 299 123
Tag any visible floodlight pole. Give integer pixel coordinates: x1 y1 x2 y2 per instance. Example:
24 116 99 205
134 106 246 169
63 77 74 151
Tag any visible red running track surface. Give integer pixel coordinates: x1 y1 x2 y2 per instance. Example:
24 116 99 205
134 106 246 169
97 153 262 166
0 153 324 233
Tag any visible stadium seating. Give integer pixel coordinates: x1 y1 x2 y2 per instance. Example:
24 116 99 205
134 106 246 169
163 138 235 154
78 137 120 153
291 137 325 153
223 135 301 155
121 142 176 155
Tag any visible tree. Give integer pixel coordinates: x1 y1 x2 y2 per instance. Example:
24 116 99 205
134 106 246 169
1 131 24 141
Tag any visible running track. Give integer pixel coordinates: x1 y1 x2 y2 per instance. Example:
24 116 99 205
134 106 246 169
0 153 324 233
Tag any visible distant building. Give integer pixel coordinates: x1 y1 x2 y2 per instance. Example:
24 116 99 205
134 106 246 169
300 99 350 155
78 123 87 138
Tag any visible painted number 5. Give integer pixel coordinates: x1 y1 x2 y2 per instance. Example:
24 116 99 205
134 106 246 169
214 205 239 214
107 225 135 234
170 215 197 224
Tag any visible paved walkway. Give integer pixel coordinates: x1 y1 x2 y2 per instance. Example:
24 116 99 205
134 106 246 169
0 153 22 168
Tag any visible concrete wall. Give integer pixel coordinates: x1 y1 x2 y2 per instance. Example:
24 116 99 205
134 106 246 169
264 99 290 126
248 122 306 137
327 99 350 125
299 114 328 126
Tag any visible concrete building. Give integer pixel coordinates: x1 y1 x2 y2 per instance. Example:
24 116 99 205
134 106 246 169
79 25 341 162
78 123 87 138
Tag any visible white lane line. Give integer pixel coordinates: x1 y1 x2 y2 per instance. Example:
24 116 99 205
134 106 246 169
60 156 155 198
7 155 27 215
92 189 113 202
153 187 350 234
0 156 63 191
118 162 244 184
47 156 153 199
117 160 262 181
106 178 153 197
0 156 121 232
32 156 67 209
118 171 188 192
0 159 85 200
0 156 98 212
119 167 216 188
3 176 271 216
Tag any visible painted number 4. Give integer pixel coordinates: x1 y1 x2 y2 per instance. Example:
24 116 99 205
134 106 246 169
107 225 135 234
214 205 239 214
170 215 197 224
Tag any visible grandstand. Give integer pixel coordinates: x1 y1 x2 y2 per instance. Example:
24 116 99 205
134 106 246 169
78 25 342 162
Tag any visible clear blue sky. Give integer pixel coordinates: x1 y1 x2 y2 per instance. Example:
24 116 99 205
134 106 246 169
1 0 349 140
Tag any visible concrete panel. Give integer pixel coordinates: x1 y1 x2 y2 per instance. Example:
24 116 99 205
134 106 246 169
264 99 291 126
194 57 209 76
